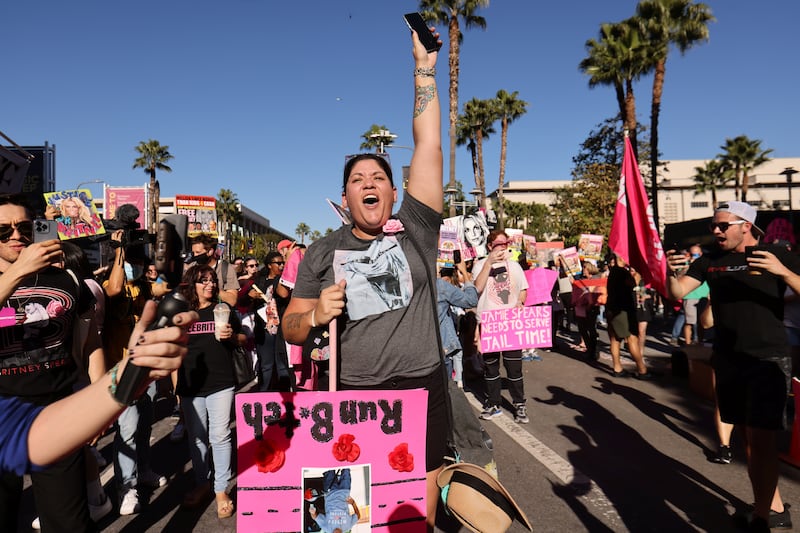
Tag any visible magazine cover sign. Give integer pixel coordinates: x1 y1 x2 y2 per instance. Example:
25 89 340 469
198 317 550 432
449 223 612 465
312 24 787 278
236 390 428 533
44 189 105 239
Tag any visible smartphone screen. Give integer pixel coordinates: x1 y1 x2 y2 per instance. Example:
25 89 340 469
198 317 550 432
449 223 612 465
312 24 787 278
403 12 441 52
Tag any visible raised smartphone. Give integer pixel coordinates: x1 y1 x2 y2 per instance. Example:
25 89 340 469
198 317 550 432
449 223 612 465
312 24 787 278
33 219 59 243
403 12 441 52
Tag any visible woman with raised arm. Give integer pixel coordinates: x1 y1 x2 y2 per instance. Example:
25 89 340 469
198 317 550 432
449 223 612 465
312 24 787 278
283 28 443 529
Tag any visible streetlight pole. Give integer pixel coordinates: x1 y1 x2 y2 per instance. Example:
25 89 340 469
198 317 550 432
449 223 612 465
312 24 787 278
781 167 798 230
369 129 398 155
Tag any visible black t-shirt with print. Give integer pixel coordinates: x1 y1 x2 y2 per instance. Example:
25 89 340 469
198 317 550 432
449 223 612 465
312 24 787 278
0 267 93 405
177 303 239 397
686 244 800 358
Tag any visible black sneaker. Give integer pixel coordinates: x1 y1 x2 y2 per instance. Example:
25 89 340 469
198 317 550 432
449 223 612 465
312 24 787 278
733 503 792 531
711 444 732 464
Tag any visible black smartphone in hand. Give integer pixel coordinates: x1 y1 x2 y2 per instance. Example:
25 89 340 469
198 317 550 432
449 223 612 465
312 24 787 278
403 12 441 52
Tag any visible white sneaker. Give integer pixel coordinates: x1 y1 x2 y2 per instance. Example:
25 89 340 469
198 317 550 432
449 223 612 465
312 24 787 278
169 421 186 442
139 469 168 488
31 516 40 529
119 488 141 516
89 494 113 522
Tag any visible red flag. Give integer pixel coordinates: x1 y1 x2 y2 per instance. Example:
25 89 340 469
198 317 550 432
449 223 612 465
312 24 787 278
608 136 667 296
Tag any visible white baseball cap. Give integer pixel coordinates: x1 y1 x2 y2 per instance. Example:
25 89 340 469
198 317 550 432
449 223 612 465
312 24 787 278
715 201 764 237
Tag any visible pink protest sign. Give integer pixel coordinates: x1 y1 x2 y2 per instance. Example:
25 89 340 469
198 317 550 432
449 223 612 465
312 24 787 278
524 268 559 306
236 390 428 533
480 305 553 351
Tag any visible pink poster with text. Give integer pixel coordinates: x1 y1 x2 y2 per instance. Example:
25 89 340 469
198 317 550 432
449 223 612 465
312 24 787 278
480 305 553 351
236 390 428 532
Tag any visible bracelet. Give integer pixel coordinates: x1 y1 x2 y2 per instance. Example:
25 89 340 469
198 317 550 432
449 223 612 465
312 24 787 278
310 309 317 328
414 66 436 78
107 363 126 407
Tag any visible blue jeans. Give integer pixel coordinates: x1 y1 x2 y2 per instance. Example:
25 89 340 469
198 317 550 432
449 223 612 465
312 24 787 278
323 468 351 493
445 350 464 383
671 311 685 340
114 381 157 489
257 333 290 391
183 387 235 493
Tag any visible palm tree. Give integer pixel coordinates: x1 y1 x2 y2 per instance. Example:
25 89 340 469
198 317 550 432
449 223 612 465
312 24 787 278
634 0 714 229
579 20 649 155
419 0 488 216
719 135 774 202
133 139 173 233
295 222 310 244
216 189 240 259
692 159 733 209
494 90 528 229
456 97 496 209
359 124 394 153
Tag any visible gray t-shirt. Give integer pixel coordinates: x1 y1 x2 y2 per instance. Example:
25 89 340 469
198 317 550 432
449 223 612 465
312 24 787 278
293 194 441 386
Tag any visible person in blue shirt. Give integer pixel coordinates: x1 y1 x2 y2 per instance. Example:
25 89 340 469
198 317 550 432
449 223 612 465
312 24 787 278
437 260 478 388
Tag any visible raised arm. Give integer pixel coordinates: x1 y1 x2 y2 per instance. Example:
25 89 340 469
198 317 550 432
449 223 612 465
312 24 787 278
405 28 443 212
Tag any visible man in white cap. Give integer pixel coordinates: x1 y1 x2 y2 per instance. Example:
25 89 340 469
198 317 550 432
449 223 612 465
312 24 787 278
667 201 800 532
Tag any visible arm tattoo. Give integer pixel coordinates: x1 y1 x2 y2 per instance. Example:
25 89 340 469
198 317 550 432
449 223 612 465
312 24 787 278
414 85 436 117
284 312 303 332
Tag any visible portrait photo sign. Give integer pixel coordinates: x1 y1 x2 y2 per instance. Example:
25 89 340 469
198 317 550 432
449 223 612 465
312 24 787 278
236 390 428 533
480 305 553 351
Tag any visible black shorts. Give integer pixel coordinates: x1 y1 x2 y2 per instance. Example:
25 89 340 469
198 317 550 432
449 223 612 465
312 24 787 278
713 353 791 431
342 366 449 472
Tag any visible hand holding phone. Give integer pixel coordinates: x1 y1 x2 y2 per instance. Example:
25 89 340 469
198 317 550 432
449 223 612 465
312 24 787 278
403 12 441 52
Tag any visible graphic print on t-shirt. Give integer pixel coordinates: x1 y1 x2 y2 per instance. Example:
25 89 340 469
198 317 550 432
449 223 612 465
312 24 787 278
333 236 412 320
487 265 513 308
0 285 74 371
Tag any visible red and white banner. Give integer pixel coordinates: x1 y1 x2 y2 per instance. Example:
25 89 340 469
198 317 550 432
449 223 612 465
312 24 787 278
608 136 667 296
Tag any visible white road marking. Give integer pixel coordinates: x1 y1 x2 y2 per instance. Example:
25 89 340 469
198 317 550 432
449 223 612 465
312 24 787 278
464 393 624 528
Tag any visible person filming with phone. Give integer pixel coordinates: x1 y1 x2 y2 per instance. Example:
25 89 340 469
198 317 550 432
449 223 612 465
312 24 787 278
666 201 800 531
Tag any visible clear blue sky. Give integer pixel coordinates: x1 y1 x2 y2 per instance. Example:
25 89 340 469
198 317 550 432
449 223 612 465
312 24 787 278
4 0 798 237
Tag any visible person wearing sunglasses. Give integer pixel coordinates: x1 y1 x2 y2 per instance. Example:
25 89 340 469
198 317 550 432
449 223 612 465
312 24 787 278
0 194 98 531
175 265 241 518
667 201 800 531
250 250 292 392
472 230 530 424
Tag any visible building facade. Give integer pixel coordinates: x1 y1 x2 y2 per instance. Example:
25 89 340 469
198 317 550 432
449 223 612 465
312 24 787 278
491 157 800 232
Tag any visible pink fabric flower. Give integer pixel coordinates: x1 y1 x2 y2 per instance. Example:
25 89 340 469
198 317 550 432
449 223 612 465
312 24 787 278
332 434 361 462
388 443 414 472
382 219 404 235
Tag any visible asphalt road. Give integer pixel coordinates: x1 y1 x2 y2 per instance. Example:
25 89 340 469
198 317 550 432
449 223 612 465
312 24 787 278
16 315 800 532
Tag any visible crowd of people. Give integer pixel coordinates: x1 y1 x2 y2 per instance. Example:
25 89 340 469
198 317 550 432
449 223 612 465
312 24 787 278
2 23 800 533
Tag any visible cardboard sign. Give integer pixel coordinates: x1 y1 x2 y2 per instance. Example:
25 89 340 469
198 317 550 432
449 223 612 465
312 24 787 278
236 390 428 533
480 305 552 352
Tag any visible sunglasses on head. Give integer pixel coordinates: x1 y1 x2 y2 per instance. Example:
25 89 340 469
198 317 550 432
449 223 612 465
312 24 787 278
0 221 33 243
708 220 746 232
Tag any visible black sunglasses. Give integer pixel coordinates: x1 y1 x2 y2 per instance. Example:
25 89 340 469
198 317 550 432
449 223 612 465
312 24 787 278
0 221 33 242
246 263 258 268
271 261 285 266
708 220 746 233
